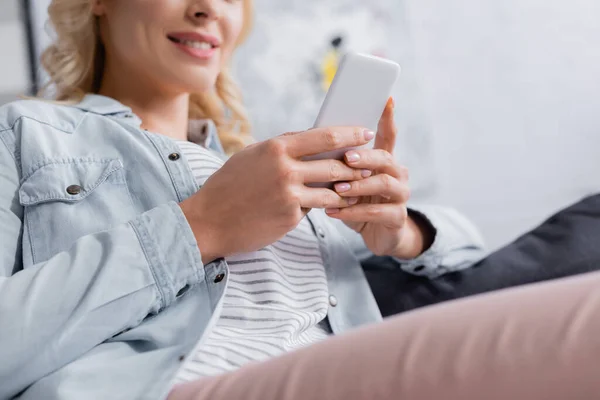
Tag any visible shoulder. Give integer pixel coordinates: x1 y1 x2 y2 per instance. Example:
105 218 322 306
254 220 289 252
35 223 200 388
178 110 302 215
0 98 86 134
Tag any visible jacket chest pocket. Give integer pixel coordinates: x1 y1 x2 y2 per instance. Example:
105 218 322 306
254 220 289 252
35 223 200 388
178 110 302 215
19 159 137 264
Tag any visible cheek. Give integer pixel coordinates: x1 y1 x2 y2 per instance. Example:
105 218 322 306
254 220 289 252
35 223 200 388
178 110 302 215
104 1 170 64
220 12 245 61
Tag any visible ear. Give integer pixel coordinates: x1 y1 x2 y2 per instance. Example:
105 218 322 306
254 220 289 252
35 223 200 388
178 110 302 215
90 0 106 16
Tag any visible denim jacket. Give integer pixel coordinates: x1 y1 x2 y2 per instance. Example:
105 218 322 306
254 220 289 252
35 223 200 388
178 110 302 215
0 95 485 400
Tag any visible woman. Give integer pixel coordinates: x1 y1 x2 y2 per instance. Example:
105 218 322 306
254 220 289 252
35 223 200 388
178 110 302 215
1 1 597 399
0 0 483 398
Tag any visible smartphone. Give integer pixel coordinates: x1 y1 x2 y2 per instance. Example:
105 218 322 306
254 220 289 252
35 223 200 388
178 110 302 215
305 52 401 163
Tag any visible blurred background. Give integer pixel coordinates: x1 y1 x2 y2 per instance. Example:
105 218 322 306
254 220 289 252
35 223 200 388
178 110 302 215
2 0 600 251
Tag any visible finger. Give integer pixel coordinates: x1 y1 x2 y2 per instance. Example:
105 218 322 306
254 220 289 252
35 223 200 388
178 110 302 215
326 203 409 229
297 187 360 209
300 159 372 183
283 126 375 158
344 149 407 180
333 175 410 202
374 97 397 154
280 130 303 138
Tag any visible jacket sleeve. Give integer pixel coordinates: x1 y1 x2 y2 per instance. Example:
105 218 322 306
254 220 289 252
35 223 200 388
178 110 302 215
0 135 204 398
334 204 487 279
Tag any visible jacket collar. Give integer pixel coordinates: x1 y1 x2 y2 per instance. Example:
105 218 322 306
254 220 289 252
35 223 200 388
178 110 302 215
71 94 133 115
71 94 225 154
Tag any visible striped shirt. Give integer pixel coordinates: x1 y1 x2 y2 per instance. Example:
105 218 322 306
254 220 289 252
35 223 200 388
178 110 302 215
172 140 332 383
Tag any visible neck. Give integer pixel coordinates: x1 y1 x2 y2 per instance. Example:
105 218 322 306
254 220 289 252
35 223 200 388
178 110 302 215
98 62 190 141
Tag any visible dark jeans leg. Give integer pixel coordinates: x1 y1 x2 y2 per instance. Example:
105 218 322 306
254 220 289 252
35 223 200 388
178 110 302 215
364 194 600 317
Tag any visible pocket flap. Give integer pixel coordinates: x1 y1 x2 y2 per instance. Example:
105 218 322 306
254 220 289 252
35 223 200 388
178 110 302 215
19 159 125 206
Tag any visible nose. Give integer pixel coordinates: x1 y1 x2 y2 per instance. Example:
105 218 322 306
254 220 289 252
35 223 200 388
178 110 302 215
187 0 220 23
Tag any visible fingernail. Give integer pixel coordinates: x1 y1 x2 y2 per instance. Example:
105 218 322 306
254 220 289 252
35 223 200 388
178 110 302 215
345 151 360 163
347 197 359 205
326 208 340 214
361 169 372 178
364 130 375 141
335 182 351 193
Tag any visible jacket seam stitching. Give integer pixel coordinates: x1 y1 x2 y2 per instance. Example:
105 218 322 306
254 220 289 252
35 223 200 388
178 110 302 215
129 219 167 310
4 115 74 134
142 131 185 202
21 158 119 182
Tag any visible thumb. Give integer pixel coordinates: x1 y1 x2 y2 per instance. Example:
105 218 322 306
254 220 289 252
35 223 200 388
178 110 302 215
374 97 397 154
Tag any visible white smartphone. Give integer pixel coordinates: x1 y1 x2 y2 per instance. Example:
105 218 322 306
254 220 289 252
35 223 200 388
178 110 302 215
305 52 401 163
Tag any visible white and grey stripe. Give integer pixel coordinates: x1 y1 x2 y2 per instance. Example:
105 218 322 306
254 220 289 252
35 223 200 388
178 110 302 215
172 140 331 383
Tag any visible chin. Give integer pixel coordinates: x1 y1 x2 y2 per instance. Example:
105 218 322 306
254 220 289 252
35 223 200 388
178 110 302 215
174 67 220 92
168 75 218 95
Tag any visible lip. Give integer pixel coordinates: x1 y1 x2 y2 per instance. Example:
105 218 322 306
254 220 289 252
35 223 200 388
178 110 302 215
166 31 221 47
167 31 220 61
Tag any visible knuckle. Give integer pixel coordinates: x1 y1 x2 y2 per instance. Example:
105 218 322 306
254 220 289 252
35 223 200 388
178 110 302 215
380 174 394 192
366 205 381 218
265 138 288 158
324 129 342 148
354 128 363 144
272 154 299 180
328 161 343 181
383 151 395 167
320 192 337 209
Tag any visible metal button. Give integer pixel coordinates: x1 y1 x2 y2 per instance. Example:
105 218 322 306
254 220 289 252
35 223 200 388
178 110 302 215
168 153 181 161
214 273 225 283
66 185 82 195
414 265 426 272
329 295 338 307
176 284 190 297
317 228 326 238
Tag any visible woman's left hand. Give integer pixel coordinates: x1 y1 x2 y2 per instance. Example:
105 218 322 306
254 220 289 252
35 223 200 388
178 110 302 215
325 98 433 259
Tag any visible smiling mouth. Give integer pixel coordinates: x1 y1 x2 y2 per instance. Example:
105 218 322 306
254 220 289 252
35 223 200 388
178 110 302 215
167 36 216 50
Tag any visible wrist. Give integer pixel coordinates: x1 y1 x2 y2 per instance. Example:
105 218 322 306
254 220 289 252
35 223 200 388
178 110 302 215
179 197 222 265
392 210 436 259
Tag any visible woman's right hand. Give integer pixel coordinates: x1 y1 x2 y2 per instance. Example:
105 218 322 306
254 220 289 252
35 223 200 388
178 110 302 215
180 127 375 263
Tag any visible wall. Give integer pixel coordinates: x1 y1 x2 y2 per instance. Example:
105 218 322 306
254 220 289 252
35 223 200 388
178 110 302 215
0 0 29 104
405 0 600 249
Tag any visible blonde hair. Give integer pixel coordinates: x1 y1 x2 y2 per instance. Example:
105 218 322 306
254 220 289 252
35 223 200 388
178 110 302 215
40 0 254 154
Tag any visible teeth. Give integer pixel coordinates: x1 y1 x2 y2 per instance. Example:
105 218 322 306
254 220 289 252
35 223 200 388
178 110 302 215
177 38 213 50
